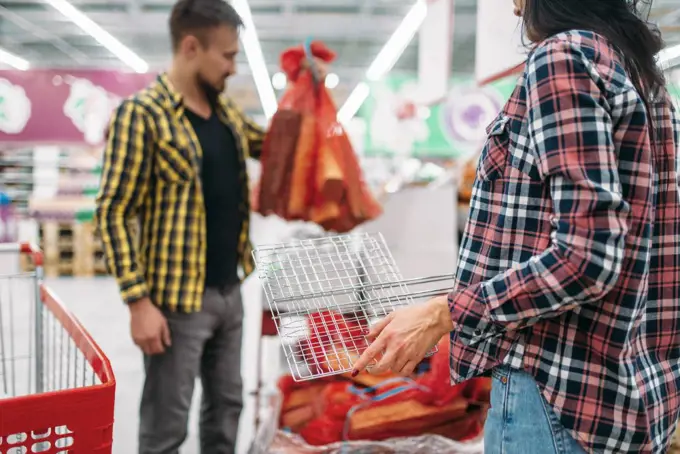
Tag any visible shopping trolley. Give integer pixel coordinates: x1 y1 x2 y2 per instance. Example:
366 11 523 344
252 231 455 382
0 242 115 453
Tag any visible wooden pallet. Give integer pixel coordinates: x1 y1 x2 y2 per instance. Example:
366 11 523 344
21 218 140 277
20 220 110 277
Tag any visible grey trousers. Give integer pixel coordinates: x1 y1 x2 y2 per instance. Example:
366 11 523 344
138 285 244 454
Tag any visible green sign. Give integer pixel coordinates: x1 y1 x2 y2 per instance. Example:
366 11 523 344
668 82 680 104
359 75 516 159
359 76 680 159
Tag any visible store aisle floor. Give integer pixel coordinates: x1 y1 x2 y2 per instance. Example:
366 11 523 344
47 275 268 454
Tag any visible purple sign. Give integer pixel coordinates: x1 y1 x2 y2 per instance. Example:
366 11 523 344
440 84 502 144
0 69 157 145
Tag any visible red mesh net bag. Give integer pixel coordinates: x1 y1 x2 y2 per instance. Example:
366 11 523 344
276 333 490 446
256 41 382 232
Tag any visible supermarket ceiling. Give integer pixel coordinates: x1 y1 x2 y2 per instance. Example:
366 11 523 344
0 0 678 112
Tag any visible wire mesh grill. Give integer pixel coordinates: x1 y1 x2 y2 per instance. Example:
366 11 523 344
253 232 454 381
0 271 99 399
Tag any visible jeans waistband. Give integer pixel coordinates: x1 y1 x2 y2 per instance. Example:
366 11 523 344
491 364 513 381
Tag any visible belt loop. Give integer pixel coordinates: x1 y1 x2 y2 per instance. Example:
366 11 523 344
492 364 511 384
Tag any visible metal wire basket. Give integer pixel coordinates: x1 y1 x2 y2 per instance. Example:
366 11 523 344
253 232 454 381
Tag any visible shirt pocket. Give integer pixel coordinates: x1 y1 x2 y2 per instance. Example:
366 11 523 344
155 139 196 183
477 115 510 182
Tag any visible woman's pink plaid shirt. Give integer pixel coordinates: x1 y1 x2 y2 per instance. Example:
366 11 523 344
449 30 680 453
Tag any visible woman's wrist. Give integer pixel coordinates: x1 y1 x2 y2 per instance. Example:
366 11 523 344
429 295 455 335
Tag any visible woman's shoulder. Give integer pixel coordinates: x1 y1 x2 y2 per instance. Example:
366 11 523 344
527 30 630 92
531 30 619 64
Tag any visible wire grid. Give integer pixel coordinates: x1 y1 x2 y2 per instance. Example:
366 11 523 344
0 272 99 399
254 232 444 381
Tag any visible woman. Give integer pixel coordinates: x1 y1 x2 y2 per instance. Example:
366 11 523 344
352 0 680 453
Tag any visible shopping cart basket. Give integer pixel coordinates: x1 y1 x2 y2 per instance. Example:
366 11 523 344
252 231 455 381
0 242 115 453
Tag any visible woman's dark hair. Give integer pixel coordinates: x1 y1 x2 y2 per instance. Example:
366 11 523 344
522 0 666 101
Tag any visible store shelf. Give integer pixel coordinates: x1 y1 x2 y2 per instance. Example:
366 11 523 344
0 146 102 218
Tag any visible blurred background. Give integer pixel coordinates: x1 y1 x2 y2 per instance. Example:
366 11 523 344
0 0 678 453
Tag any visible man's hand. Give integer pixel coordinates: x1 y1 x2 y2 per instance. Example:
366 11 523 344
129 297 172 355
352 295 453 377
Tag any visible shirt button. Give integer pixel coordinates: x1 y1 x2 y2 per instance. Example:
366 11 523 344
473 329 482 337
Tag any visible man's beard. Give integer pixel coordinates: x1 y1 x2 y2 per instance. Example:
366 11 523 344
196 73 225 104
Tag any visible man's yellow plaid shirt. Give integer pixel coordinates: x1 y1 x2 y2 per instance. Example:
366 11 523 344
95 74 264 312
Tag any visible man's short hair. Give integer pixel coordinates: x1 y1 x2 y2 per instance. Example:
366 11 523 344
169 0 244 52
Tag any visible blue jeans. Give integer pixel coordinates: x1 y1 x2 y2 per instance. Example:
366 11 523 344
484 365 587 454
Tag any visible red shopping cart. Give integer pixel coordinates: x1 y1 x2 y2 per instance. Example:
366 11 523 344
0 242 115 453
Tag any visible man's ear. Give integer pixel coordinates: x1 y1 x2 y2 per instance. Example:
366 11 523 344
180 35 201 58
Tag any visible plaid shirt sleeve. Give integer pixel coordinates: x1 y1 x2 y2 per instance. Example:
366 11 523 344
243 113 265 159
449 39 631 334
95 100 152 304
236 103 265 160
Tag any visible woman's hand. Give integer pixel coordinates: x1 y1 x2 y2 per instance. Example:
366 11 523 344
352 295 454 377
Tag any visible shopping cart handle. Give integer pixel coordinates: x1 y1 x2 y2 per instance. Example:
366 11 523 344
19 241 44 266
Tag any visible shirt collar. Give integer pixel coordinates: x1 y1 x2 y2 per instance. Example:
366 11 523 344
156 72 231 116
157 72 183 110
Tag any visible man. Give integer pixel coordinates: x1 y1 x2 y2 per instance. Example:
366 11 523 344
95 0 265 452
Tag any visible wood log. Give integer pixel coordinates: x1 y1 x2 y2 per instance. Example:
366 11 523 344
348 397 469 440
287 114 317 219
428 404 488 440
316 142 344 203
282 384 328 412
309 198 341 226
357 405 485 441
341 370 402 388
281 405 316 431
257 109 301 216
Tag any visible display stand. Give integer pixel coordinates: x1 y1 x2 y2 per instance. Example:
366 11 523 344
250 222 368 434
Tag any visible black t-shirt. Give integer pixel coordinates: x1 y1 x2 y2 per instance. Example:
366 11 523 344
184 108 243 288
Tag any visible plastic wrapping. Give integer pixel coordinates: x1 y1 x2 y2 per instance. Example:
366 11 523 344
267 431 484 454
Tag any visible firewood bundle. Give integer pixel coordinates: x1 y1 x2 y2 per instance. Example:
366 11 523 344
255 41 382 233
277 335 491 446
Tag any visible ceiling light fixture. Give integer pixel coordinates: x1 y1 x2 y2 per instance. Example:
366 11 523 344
337 82 370 124
325 73 340 89
272 72 287 90
231 0 278 119
41 0 148 73
0 47 29 70
337 0 427 124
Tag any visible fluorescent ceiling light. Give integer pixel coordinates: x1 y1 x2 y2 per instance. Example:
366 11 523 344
42 0 147 73
366 1 427 81
338 82 370 124
232 0 277 119
338 0 427 123
325 73 340 89
0 47 29 70
658 43 680 70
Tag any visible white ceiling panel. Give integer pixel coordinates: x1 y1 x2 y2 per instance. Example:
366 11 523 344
0 0 674 114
